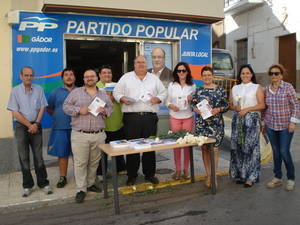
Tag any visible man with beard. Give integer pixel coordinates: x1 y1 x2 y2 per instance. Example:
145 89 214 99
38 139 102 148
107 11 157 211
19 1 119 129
114 56 167 186
63 69 113 203
148 47 173 88
47 68 76 188
7 66 52 197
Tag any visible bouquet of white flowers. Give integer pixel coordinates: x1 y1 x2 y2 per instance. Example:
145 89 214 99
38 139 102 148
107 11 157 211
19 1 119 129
154 130 208 147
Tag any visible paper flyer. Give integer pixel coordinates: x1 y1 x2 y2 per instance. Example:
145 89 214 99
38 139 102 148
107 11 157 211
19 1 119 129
196 99 213 120
88 97 106 116
176 96 188 110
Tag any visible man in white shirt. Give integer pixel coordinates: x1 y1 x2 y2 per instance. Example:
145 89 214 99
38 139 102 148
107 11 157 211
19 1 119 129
114 56 167 186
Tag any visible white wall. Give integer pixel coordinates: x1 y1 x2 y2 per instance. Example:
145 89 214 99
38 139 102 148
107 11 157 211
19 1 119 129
42 0 224 19
225 0 300 77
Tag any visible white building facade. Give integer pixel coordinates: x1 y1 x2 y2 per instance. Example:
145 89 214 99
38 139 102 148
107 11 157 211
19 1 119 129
224 0 300 90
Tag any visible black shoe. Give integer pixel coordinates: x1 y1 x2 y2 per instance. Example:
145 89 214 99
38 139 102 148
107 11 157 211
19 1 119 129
57 176 67 188
75 191 86 203
145 176 159 185
236 180 244 184
87 185 102 193
126 177 137 186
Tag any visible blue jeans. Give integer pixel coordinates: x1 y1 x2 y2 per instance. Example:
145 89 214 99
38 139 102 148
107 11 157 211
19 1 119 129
266 126 295 180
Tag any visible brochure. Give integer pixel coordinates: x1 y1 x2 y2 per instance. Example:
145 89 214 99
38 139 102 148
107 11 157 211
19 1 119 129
124 96 138 103
104 82 117 92
130 140 151 150
144 138 177 146
176 96 188 110
110 140 130 148
196 99 213 120
139 92 152 103
88 97 106 117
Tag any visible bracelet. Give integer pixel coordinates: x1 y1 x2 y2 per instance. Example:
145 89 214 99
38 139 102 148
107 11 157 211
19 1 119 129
34 122 40 126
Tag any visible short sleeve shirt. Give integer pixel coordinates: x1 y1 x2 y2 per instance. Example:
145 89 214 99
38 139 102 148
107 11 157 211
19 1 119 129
47 86 74 129
7 83 48 122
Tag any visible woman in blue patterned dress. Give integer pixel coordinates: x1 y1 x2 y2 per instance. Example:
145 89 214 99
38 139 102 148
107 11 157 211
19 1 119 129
229 64 265 187
191 66 228 188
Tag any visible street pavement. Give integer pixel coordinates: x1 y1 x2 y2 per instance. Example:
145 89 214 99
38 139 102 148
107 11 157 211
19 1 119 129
0 114 300 225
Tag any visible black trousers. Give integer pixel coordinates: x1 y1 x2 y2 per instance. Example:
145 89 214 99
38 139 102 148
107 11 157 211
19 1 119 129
123 113 158 179
15 122 49 189
97 128 126 175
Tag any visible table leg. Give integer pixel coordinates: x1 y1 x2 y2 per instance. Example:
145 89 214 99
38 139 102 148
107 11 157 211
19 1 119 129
112 156 120 214
189 146 195 183
102 151 108 199
209 143 216 194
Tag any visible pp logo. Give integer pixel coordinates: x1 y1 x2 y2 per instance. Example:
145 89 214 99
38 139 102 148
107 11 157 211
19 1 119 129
19 21 58 32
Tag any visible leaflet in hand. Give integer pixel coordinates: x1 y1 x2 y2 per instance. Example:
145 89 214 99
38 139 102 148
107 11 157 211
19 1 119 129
104 82 117 92
88 97 106 117
176 96 188 110
124 96 138 103
196 99 212 120
139 92 153 103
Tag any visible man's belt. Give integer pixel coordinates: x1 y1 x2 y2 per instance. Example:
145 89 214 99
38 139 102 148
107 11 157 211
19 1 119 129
124 112 156 116
78 129 103 134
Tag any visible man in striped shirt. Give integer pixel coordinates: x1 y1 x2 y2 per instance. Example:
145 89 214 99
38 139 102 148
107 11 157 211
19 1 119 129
63 69 113 203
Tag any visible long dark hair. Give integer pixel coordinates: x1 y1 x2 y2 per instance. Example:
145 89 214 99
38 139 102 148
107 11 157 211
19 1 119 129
237 64 257 84
172 62 193 85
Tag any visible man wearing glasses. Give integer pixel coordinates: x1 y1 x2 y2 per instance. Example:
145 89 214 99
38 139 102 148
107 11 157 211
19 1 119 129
63 69 113 203
148 47 173 87
7 66 52 197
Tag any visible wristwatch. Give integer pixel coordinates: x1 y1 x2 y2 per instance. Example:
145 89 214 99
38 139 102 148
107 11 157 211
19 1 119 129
34 121 40 126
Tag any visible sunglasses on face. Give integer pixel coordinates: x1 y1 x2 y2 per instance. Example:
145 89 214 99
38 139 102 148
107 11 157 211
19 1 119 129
177 69 187 73
268 72 281 76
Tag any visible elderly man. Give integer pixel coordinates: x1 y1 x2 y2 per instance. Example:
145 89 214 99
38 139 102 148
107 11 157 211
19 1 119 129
7 66 52 197
63 69 113 203
114 56 167 186
148 47 173 87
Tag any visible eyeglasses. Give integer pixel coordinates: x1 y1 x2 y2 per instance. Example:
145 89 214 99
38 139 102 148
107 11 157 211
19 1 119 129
152 56 164 59
268 72 281 76
177 69 187 73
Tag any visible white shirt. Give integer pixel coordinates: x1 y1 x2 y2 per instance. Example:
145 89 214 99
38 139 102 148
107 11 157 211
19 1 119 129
166 82 196 119
151 67 164 78
232 82 259 109
113 71 167 113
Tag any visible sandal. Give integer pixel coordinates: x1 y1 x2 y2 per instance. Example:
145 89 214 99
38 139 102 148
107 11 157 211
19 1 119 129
182 170 190 180
172 172 181 180
205 178 211 188
244 181 254 188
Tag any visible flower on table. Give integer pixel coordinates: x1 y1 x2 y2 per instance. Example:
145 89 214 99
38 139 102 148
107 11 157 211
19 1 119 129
176 133 208 147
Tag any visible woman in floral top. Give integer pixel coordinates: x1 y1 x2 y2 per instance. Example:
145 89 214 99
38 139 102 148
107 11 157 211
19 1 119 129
263 64 300 191
191 66 228 188
229 64 265 188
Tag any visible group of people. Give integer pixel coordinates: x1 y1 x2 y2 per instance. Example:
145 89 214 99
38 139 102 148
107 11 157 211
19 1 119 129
7 47 299 204
229 64 299 190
